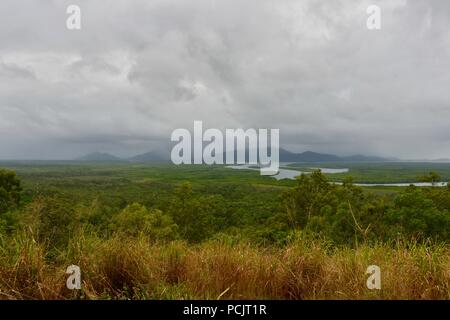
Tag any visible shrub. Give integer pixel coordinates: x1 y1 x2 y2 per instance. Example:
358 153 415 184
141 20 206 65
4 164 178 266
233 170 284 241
0 169 22 214
111 203 178 241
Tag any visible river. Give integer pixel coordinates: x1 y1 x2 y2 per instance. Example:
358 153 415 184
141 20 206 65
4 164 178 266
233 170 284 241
226 164 447 187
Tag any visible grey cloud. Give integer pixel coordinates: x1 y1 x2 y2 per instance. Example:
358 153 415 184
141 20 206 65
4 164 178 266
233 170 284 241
0 61 36 80
0 0 450 159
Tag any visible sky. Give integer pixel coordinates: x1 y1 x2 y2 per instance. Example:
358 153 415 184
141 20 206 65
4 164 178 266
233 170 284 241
0 0 450 160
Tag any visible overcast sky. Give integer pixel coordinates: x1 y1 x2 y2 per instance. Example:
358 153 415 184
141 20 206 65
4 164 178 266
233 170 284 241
1 0 449 160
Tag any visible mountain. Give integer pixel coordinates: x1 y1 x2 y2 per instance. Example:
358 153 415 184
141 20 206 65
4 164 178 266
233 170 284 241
429 158 450 162
128 151 170 163
218 148 389 163
279 149 391 163
279 149 341 162
77 149 391 163
340 154 394 162
77 152 122 161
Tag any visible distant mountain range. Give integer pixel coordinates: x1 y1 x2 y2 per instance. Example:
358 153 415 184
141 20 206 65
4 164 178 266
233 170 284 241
76 152 122 161
76 149 393 163
77 151 169 163
128 151 170 163
279 149 393 162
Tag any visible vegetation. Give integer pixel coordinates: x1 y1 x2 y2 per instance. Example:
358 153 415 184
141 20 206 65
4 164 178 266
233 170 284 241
0 162 448 299
0 234 447 300
418 171 442 185
286 162 450 184
0 169 22 213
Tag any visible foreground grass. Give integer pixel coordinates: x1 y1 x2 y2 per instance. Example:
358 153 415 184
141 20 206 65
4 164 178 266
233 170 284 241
0 232 447 300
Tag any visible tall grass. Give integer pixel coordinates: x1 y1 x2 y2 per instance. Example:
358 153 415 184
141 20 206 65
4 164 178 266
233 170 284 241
0 231 447 300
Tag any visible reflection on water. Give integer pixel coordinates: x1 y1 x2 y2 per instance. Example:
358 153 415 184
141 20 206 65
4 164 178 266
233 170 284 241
226 165 447 187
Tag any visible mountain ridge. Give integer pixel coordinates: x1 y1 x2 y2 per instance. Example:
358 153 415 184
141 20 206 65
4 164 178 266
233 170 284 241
76 149 393 163
76 152 123 161
279 149 394 162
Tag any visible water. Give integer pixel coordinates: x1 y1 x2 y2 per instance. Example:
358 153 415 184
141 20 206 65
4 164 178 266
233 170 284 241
345 182 448 187
274 167 348 180
226 164 348 180
226 165 447 187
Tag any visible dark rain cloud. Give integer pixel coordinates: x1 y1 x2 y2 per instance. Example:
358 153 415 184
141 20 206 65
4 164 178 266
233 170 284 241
0 0 450 159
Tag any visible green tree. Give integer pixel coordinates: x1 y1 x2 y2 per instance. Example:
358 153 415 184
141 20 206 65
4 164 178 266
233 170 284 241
418 171 441 186
281 170 336 228
24 195 76 248
112 203 178 240
280 170 388 245
169 182 228 242
0 169 22 213
385 188 449 240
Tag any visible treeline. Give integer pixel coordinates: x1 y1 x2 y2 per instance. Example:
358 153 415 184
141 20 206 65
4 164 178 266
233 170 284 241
0 168 449 250
270 172 449 244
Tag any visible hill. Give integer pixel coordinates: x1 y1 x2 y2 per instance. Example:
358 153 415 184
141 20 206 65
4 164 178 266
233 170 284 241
77 152 122 161
128 151 170 163
279 149 390 162
76 149 391 163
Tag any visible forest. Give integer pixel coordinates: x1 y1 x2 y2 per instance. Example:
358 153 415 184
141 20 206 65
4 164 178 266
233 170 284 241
0 162 448 299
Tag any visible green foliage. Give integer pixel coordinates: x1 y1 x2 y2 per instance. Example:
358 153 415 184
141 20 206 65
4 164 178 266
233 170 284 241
111 203 178 241
0 163 448 247
418 171 442 185
169 182 230 242
0 169 22 213
287 162 450 184
385 187 449 240
24 196 78 248
0 163 447 299
278 170 449 245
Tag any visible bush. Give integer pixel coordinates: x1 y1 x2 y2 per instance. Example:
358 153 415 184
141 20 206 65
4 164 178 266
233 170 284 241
385 188 449 240
111 203 178 241
23 196 78 249
0 169 22 213
169 182 229 242
280 171 450 244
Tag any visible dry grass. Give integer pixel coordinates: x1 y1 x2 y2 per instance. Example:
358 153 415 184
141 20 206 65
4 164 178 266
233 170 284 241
0 232 448 300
